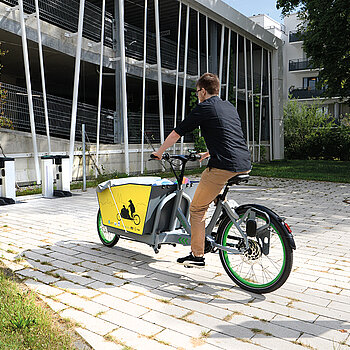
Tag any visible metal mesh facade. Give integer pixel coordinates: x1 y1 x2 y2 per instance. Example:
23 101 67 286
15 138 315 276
1 82 115 143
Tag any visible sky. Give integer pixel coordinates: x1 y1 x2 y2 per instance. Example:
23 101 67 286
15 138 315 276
222 0 283 23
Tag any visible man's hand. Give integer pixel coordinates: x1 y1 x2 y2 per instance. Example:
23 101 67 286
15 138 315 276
199 152 210 162
151 151 162 160
151 131 181 160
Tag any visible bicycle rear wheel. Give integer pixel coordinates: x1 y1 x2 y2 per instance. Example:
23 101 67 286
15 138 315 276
97 209 120 247
217 206 293 294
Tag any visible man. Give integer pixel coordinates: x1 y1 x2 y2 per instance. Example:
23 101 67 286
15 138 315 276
152 73 251 268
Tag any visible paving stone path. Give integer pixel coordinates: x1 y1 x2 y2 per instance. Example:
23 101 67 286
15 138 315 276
1 176 350 350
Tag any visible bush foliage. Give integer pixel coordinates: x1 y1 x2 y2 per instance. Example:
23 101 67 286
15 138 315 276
0 44 13 130
284 99 350 160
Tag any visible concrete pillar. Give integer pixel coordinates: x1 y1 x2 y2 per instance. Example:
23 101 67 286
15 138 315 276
113 2 122 143
271 46 284 160
334 102 339 119
209 21 218 74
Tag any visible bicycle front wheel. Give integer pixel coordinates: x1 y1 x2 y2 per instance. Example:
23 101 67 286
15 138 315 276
217 206 293 294
97 209 120 247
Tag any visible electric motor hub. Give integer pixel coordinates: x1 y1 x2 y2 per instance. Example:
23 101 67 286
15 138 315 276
242 239 262 263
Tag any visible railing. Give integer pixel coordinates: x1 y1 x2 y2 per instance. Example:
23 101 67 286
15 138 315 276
289 30 303 43
1 82 115 143
235 72 268 95
264 23 286 34
290 87 325 99
289 58 313 71
124 24 207 75
0 0 203 75
127 113 193 144
1 82 193 145
0 0 114 47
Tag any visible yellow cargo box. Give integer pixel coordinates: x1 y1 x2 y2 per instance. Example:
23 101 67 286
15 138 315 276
97 177 180 235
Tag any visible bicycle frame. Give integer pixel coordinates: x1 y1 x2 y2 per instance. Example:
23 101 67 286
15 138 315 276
105 153 271 254
154 183 256 255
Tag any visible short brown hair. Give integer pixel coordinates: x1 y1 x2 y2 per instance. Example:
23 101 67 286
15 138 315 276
196 73 220 95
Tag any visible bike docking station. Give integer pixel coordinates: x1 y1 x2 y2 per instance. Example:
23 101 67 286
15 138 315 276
41 155 72 198
0 157 16 205
53 155 72 197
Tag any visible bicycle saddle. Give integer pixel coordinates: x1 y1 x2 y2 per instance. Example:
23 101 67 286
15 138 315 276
227 174 250 186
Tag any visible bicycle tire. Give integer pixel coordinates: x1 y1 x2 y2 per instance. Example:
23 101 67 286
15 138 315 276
97 209 120 247
217 206 293 294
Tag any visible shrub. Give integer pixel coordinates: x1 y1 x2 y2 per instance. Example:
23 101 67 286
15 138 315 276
0 85 13 129
192 128 207 152
283 98 350 160
0 45 13 130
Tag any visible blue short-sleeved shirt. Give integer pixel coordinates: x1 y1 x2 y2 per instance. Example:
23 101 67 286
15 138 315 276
174 96 251 172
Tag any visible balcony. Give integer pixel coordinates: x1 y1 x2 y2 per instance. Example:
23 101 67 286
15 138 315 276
290 87 325 99
0 0 202 76
289 58 314 71
289 30 303 43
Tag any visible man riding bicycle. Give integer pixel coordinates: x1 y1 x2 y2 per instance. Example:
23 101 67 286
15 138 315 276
152 73 251 268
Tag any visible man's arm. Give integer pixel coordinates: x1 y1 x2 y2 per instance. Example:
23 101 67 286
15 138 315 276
152 130 181 159
199 151 210 162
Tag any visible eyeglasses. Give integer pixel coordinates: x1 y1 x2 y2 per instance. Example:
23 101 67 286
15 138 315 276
195 88 203 96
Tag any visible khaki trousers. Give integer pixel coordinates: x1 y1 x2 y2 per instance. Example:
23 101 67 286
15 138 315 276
190 167 249 257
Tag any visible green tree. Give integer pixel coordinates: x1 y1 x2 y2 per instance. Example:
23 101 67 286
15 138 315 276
277 0 350 100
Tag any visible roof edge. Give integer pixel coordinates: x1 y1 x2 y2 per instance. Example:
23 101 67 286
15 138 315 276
184 0 283 50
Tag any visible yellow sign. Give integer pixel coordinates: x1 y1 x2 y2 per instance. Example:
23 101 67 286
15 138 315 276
97 184 151 235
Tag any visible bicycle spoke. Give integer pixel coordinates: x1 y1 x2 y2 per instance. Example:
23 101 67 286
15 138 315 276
219 206 293 293
250 265 258 283
260 264 272 284
221 214 288 287
265 255 282 271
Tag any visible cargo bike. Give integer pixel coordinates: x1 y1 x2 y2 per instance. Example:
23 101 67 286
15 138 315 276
96 152 296 294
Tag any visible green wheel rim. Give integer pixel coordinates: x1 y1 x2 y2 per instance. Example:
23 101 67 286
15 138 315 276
98 212 115 243
223 219 286 289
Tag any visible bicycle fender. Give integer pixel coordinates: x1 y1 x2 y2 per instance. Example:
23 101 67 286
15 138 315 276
236 204 296 250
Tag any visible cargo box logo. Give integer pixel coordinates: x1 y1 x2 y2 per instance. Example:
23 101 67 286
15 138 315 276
119 200 141 225
97 184 151 234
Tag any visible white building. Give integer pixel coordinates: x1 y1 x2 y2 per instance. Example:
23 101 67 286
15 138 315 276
251 12 349 118
0 0 285 185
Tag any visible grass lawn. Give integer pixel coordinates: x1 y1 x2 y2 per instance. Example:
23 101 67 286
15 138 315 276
0 265 84 350
251 160 350 183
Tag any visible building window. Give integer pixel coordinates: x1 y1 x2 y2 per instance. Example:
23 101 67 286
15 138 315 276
303 77 318 90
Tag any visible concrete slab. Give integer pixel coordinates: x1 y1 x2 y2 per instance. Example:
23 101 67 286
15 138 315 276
1 176 350 349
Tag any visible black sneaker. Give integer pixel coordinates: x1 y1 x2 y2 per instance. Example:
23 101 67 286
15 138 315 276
177 252 205 268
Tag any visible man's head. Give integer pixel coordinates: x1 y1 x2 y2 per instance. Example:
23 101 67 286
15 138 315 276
196 73 220 103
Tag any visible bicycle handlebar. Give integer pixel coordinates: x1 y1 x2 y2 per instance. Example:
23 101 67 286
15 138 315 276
150 152 200 162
